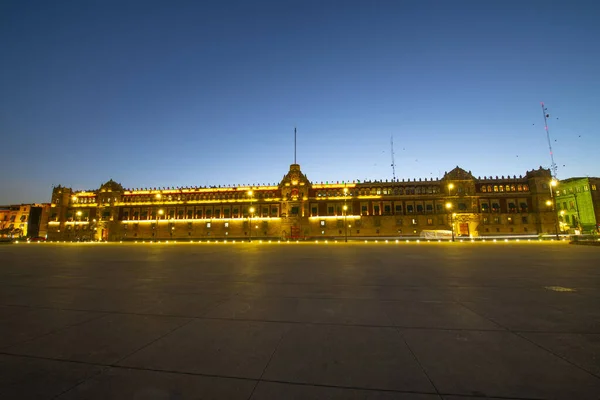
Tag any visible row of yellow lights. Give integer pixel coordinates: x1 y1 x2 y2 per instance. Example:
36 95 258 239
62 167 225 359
18 238 568 244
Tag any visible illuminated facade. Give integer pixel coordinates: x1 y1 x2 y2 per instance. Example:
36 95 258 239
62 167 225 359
0 204 51 238
47 164 559 241
555 177 600 234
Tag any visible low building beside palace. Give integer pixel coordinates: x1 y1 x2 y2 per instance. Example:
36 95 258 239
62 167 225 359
555 177 600 234
0 203 51 238
46 164 562 241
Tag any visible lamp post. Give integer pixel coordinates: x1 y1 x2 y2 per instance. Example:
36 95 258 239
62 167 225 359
156 209 164 240
76 211 82 241
343 205 348 242
343 187 349 242
446 202 455 242
248 190 254 242
549 179 559 240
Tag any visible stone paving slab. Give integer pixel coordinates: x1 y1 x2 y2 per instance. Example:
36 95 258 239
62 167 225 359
6 314 189 364
55 367 255 400
250 381 441 399
118 319 290 379
0 354 104 399
519 332 600 377
204 297 394 325
1 242 599 399
401 328 600 399
0 308 102 349
263 324 435 392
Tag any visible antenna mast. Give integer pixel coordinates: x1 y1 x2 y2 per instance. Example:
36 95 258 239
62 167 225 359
541 102 558 177
390 135 396 181
294 127 297 164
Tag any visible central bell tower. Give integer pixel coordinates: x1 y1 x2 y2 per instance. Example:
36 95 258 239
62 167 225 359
279 164 310 239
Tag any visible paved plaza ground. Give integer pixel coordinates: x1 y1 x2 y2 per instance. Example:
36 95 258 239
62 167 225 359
0 241 599 399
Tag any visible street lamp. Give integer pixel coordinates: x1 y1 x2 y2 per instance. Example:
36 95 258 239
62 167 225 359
446 202 455 242
156 209 164 239
343 187 349 242
549 179 559 239
247 190 254 242
343 205 348 242
76 211 82 241
448 183 455 196
249 206 255 242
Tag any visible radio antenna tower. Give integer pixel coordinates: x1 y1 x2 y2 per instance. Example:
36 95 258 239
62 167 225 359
541 102 558 178
390 135 396 181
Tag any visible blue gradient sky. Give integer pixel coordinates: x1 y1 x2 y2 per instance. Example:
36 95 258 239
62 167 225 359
1 0 599 204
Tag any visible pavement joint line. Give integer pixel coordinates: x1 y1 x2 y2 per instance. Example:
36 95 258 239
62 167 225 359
457 302 600 381
246 327 287 400
5 303 600 333
0 311 108 352
394 326 442 397
7 281 597 289
0 352 466 398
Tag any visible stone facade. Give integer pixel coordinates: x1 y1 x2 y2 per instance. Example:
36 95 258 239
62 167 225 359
47 164 559 241
555 177 600 234
0 203 51 238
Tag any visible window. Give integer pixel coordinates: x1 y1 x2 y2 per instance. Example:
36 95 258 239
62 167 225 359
427 218 433 225
507 217 514 224
407 205 414 213
320 220 325 226
214 209 221 218
426 204 433 213
416 205 423 213
395 204 402 214
499 185 504 192
384 205 391 214
492 203 500 212
520 202 528 212
411 218 417 225
493 216 500 224
458 203 467 211
508 202 516 212
328 206 334 215
361 205 368 215
483 217 489 225
396 218 403 226
522 216 528 224
482 186 487 193
224 222 229 228
436 204 443 212
373 205 380 215
493 185 498 192
291 206 299 215
481 203 489 212
311 206 318 216
584 185 589 191
206 222 211 228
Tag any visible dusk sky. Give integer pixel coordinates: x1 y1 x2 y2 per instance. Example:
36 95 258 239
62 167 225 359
1 0 599 204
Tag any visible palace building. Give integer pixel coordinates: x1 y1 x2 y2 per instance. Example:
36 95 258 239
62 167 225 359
46 164 560 241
